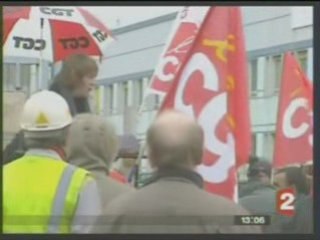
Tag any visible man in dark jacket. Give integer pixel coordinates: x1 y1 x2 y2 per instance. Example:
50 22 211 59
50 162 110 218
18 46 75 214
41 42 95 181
290 195 313 233
93 110 261 234
3 54 97 164
239 160 282 233
273 167 313 233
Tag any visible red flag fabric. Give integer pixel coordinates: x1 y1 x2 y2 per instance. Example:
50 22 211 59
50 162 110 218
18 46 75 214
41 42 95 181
149 7 208 95
49 20 103 61
273 52 313 169
109 170 128 184
160 7 251 200
3 7 31 43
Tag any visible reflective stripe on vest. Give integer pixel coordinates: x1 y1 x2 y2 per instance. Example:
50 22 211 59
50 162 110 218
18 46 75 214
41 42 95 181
48 164 77 233
3 154 89 233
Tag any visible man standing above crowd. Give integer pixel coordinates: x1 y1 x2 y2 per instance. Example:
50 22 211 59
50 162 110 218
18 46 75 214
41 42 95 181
94 110 261 234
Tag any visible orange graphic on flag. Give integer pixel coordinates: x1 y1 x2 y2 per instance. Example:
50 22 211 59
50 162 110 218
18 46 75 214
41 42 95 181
202 35 235 62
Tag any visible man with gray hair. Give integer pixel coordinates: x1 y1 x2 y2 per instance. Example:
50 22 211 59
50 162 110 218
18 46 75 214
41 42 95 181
3 90 101 234
94 110 261 234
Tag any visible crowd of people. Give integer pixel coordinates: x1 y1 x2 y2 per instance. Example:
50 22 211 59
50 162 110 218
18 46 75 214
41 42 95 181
3 54 313 234
239 159 313 233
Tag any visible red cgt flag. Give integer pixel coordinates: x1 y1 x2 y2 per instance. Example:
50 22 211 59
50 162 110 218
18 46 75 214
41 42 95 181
149 7 208 95
273 52 313 169
160 7 251 200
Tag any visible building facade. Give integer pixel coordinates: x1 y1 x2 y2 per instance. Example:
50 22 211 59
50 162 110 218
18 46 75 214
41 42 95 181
3 6 313 162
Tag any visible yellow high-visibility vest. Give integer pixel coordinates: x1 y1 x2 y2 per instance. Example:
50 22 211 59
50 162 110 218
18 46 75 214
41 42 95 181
3 154 89 233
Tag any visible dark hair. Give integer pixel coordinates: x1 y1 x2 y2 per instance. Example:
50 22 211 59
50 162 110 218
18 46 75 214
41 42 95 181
247 157 272 179
277 167 309 195
249 155 260 165
54 54 98 89
147 123 203 168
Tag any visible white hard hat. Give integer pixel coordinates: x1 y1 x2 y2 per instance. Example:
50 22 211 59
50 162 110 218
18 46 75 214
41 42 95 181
20 90 72 131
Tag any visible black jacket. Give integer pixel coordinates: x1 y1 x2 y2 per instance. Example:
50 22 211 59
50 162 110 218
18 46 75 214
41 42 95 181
239 181 313 234
239 180 282 233
49 81 91 116
93 167 261 234
3 81 91 165
292 195 313 233
279 194 313 234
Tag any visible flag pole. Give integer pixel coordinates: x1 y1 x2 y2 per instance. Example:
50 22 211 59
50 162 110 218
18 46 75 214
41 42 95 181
272 53 285 170
132 8 186 187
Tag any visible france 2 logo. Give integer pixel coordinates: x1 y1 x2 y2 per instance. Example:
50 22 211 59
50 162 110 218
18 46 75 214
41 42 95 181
276 188 296 217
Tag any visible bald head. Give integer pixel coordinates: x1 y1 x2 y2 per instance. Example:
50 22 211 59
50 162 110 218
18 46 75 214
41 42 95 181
147 110 204 169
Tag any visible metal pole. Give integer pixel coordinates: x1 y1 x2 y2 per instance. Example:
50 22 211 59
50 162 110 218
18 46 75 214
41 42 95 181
133 91 149 187
134 141 146 188
132 8 189 187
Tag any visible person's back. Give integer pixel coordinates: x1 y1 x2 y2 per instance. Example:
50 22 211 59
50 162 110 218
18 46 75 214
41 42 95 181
94 110 261 234
102 171 260 233
3 91 101 234
67 114 132 211
240 183 276 214
274 167 313 233
4 150 92 233
291 194 313 233
239 160 281 233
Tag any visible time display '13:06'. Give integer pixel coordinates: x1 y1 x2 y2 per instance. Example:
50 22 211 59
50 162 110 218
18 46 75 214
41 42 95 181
234 215 270 226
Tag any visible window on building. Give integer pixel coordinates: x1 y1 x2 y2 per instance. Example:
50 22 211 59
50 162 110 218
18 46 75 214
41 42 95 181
3 63 17 91
250 59 258 96
19 64 31 94
145 93 162 110
296 49 308 72
263 131 276 161
138 79 144 105
271 55 282 91
118 81 129 114
142 76 161 110
104 84 114 115
92 86 99 114
123 81 129 108
271 132 276 144
251 134 257 156
93 86 105 115
134 79 144 108
155 95 161 108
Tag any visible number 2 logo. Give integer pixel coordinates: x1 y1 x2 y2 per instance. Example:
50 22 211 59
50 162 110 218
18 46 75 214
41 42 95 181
277 188 296 217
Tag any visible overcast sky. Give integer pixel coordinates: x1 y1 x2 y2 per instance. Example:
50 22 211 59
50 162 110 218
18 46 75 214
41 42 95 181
85 6 182 29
